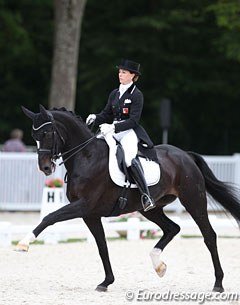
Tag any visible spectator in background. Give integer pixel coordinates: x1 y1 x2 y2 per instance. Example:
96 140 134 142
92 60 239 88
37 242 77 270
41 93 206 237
2 128 27 152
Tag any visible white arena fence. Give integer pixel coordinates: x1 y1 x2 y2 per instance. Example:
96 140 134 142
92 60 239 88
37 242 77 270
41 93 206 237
0 214 238 247
1 152 240 212
0 152 66 211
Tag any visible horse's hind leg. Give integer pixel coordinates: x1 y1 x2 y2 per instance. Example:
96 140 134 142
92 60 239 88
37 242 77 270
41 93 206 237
140 206 180 277
181 194 224 292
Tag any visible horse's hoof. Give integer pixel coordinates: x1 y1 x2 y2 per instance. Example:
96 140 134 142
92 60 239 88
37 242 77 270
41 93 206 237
213 286 224 293
95 285 108 292
155 261 167 278
14 243 29 252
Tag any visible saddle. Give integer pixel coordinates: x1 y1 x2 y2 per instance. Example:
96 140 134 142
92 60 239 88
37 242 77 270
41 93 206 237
101 133 161 188
99 133 160 215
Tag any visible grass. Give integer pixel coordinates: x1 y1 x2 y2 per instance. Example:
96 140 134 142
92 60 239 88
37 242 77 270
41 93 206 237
12 240 44 245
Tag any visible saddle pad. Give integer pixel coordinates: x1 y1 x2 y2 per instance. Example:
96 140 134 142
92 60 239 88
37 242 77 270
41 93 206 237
100 133 161 188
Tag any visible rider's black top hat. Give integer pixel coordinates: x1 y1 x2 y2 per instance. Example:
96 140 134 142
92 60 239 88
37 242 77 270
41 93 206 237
116 59 141 75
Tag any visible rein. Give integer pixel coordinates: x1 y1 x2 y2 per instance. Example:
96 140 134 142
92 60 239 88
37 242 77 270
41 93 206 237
33 113 100 167
57 132 99 166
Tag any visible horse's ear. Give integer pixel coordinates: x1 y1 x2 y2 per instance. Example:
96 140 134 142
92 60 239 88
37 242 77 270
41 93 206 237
21 106 36 121
39 104 49 120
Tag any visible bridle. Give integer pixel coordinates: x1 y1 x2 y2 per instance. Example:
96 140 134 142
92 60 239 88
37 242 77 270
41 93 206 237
32 111 65 160
33 111 98 169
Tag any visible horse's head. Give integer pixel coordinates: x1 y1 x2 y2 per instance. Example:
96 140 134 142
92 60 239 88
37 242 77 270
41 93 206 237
22 105 64 176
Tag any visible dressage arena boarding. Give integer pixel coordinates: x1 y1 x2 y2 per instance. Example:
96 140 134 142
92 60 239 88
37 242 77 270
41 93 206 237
0 153 240 304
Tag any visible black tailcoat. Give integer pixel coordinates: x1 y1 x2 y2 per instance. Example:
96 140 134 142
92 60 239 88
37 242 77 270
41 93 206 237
95 84 158 161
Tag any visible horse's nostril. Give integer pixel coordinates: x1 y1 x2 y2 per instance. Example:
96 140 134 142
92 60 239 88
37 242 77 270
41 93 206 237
43 166 50 172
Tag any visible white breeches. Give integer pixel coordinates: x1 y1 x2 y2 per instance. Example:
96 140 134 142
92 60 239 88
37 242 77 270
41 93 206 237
114 129 138 167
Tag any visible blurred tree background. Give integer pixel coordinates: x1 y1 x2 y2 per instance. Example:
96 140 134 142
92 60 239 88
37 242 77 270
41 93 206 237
0 0 240 154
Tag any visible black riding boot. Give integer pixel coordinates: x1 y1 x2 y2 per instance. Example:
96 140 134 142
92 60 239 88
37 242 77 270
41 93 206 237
129 158 156 212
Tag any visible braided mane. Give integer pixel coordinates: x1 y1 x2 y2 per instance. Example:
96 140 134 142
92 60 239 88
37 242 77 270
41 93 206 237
50 107 94 137
51 107 84 123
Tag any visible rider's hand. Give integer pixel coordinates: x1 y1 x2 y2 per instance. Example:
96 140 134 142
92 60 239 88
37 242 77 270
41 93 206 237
100 123 115 136
86 114 96 125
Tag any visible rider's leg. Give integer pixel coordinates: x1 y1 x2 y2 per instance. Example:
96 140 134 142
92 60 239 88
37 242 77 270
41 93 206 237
129 158 155 211
114 129 138 166
115 129 155 212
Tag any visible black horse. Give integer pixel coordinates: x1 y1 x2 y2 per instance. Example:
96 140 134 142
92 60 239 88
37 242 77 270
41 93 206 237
16 105 240 293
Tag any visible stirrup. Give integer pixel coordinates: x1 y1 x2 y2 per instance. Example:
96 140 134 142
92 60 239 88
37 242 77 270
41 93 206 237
141 194 156 212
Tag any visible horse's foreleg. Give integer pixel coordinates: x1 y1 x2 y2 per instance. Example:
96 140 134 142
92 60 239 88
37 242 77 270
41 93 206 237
140 207 180 277
15 232 36 252
83 217 115 292
15 200 86 252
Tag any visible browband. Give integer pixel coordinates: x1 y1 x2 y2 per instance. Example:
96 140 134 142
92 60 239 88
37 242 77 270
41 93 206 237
32 121 52 131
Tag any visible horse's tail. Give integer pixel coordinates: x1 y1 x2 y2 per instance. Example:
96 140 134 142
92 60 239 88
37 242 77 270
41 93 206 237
187 151 240 226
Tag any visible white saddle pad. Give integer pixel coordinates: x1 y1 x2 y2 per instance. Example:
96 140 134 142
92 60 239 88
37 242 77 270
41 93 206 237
100 133 161 188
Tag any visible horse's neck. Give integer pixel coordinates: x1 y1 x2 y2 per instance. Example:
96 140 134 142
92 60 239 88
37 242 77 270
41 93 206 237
56 115 92 149
56 114 107 169
65 126 91 148
64 130 108 175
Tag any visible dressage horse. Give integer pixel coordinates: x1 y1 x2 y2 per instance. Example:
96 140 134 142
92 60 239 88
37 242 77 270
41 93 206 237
17 105 240 292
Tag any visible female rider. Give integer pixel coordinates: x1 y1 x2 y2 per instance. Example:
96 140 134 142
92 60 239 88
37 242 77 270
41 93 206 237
86 59 156 212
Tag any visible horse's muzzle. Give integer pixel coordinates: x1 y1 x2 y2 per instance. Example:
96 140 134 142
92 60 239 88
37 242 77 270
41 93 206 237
42 165 52 176
39 158 56 176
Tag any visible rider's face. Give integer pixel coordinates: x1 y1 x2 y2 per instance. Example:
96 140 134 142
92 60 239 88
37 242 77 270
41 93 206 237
118 69 135 85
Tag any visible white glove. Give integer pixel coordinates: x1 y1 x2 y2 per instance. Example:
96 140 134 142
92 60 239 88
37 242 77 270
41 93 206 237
86 114 96 125
100 123 115 136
